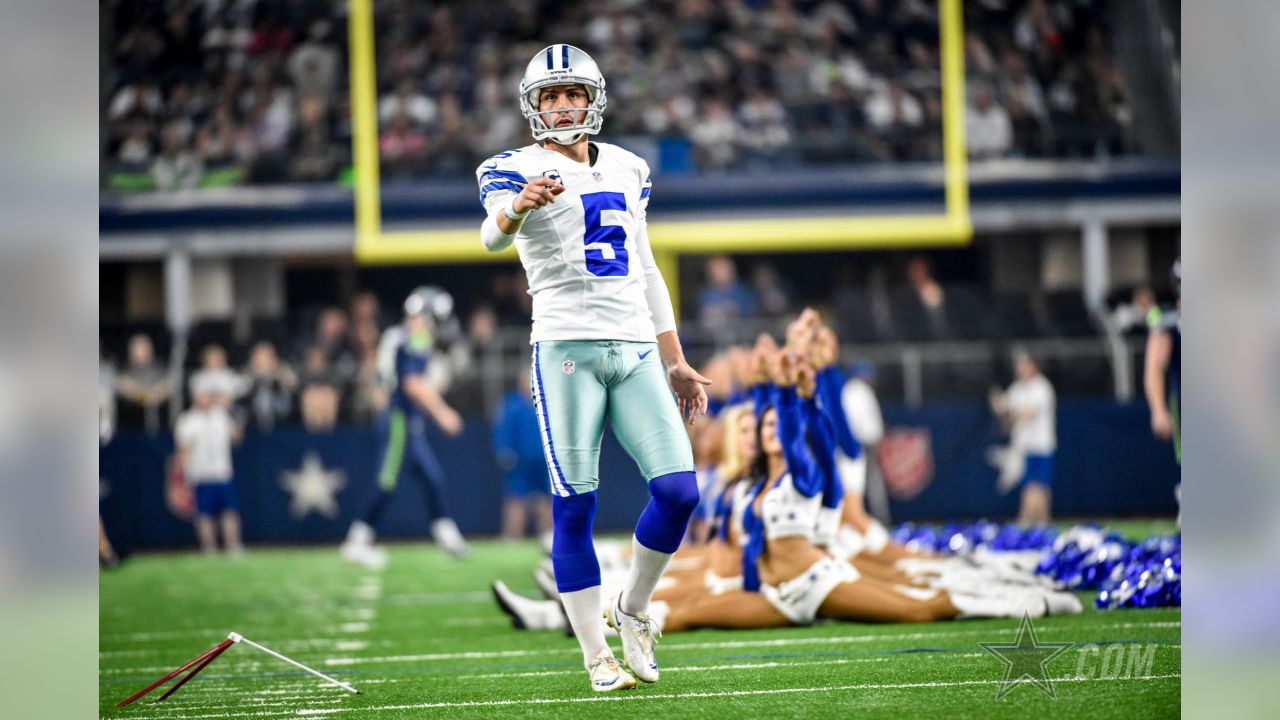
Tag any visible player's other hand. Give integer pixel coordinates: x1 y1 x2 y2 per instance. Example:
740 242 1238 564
437 407 465 438
513 177 565 213
667 361 712 425
1150 408 1173 440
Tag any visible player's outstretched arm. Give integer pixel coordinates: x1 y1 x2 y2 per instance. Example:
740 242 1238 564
479 177 565 252
403 375 464 438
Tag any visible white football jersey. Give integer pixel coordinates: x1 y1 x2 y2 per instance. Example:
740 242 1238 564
476 142 661 343
1007 374 1057 454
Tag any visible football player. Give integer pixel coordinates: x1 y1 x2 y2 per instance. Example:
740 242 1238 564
476 44 709 692
341 288 469 567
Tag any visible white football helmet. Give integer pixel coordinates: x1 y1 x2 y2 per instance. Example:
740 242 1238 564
519 44 607 145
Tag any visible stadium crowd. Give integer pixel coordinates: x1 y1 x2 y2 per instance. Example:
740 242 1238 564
103 0 1136 189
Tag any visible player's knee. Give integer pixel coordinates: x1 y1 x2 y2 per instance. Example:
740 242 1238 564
649 470 700 519
551 492 597 553
551 492 600 592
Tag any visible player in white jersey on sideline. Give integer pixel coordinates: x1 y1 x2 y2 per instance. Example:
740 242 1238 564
476 44 709 693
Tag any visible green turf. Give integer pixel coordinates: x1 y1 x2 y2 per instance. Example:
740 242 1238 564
101 520 1179 719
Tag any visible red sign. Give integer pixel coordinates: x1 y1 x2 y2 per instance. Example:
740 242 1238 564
878 428 934 500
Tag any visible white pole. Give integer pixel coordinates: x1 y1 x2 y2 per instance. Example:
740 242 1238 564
228 632 360 694
1082 218 1110 314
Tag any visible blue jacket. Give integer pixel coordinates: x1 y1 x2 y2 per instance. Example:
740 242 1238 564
491 391 543 472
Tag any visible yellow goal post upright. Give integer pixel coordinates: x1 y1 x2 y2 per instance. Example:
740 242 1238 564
348 0 971 314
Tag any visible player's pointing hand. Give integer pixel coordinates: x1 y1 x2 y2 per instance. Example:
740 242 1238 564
513 177 565 213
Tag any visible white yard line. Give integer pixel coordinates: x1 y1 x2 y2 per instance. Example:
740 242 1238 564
378 590 493 605
324 619 1181 666
137 673 1182 720
343 608 377 621
443 617 510 627
153 697 345 711
458 656 890 679
103 639 357 659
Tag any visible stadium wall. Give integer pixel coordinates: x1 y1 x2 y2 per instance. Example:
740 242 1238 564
99 159 1178 236
100 398 1179 552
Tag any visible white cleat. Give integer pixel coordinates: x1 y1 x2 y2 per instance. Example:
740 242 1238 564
604 594 661 683
432 518 471 559
341 520 386 568
587 648 636 692
341 542 387 570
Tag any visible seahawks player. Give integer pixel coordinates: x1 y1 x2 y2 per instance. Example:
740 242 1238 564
1145 259 1181 524
1145 259 1181 463
341 287 469 567
476 44 709 692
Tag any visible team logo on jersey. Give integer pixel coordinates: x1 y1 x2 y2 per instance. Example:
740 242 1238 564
542 169 562 185
562 359 576 375
592 171 604 183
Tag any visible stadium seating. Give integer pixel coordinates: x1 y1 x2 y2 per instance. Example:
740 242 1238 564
102 0 1144 189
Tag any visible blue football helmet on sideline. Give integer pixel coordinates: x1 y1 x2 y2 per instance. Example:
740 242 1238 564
519 44 607 145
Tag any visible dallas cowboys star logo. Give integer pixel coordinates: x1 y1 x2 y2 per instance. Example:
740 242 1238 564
280 451 346 520
979 611 1073 699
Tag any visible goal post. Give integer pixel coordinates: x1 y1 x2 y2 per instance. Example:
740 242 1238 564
347 0 972 314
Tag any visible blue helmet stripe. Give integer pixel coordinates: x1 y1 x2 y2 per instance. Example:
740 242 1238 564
561 44 569 69
545 47 553 70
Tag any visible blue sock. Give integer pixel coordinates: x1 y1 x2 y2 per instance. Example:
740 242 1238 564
634 471 700 554
551 492 600 593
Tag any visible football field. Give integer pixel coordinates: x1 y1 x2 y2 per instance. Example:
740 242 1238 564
100 520 1180 719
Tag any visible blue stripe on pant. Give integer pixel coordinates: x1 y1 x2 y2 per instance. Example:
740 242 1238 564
531 342 571 496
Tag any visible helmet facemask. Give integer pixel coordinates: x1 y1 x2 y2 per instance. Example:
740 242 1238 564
519 79 607 145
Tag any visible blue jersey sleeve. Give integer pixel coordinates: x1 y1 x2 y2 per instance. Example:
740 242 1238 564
476 150 528 210
750 383 777 418
741 483 765 592
777 387 821 498
712 483 734 543
817 366 862 460
805 399 843 509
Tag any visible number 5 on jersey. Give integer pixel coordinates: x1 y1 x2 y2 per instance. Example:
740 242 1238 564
582 191 629 277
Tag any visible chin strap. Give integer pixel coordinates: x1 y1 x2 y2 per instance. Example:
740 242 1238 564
543 130 588 145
